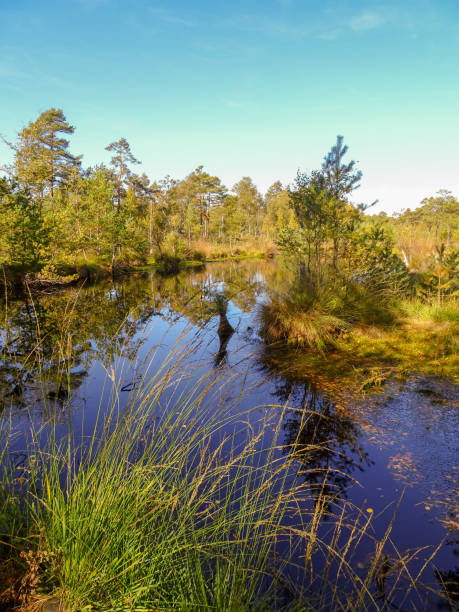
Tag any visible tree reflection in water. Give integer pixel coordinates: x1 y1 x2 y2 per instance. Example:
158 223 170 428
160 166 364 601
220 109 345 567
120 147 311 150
0 277 159 415
0 261 267 415
268 375 373 505
214 294 235 366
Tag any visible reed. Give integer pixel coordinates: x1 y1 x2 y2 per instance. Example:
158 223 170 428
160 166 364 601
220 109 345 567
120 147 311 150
0 294 448 611
259 272 396 350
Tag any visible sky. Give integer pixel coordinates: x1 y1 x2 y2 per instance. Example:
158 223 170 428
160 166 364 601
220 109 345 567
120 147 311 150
0 0 458 213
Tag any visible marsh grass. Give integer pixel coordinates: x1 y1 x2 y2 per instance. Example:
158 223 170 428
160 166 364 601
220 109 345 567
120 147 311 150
0 382 446 611
0 292 450 610
340 296 459 383
189 237 275 261
400 296 459 324
259 273 397 350
1 364 279 610
260 271 458 386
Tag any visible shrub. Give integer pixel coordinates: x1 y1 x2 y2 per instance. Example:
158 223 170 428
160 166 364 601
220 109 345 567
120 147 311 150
156 253 182 274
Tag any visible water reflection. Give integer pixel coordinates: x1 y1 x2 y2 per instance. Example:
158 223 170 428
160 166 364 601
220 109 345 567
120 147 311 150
436 566 459 609
0 258 458 605
267 374 372 503
0 278 159 412
0 260 271 413
214 295 235 366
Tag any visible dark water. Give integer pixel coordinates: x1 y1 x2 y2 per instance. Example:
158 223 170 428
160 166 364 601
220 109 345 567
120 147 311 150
1 258 458 608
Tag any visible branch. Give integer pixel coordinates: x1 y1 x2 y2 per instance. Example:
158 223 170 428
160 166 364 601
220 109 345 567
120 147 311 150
0 133 17 152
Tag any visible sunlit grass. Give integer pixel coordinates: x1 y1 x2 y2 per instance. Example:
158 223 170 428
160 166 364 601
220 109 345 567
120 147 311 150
260 278 458 387
0 288 453 610
342 296 459 383
260 271 397 351
399 296 459 323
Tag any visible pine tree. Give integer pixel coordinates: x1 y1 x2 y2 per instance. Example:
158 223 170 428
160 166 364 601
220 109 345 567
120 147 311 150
15 108 81 197
105 138 140 212
321 136 364 269
321 135 362 198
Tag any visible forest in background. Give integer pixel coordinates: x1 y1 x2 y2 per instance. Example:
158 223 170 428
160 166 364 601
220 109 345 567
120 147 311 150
0 111 458 610
0 107 457 301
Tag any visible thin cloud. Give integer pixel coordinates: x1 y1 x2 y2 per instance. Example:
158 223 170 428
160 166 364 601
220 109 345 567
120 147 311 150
349 11 385 32
226 13 311 39
316 28 342 41
0 46 75 91
149 6 196 27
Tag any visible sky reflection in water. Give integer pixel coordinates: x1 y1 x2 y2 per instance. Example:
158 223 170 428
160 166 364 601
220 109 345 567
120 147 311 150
0 258 457 606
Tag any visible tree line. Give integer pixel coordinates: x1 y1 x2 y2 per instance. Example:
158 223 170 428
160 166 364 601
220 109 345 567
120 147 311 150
0 108 457 299
0 108 293 270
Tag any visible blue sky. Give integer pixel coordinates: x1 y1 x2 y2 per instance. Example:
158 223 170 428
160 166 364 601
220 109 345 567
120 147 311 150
1 0 458 213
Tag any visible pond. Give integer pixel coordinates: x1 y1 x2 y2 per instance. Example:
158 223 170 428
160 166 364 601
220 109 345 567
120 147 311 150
1 258 458 609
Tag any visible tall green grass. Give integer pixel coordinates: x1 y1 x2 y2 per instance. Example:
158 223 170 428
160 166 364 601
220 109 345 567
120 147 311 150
0 368 447 610
1 366 283 610
259 272 397 350
400 296 459 324
0 292 450 611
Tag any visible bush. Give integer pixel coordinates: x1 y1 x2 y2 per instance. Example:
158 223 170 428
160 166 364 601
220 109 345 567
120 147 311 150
260 271 397 349
186 248 206 262
156 253 182 274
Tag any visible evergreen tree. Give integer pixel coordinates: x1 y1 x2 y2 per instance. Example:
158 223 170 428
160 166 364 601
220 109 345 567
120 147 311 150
321 136 365 268
321 135 362 198
193 166 226 239
233 177 263 236
14 108 81 198
105 138 140 211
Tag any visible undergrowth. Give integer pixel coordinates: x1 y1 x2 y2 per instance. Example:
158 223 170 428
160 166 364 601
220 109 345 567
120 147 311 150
0 289 452 610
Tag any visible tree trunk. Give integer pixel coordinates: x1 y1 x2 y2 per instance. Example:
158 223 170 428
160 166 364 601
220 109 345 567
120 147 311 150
333 236 338 270
111 245 117 278
401 249 410 267
149 199 153 255
50 132 54 197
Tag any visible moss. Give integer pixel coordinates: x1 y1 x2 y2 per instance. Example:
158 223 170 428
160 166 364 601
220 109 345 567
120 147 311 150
261 298 458 400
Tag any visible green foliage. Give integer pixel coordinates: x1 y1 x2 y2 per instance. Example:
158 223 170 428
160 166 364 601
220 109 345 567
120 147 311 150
285 137 366 271
260 270 397 349
347 226 411 295
276 225 305 256
14 108 81 197
415 244 459 303
232 176 264 236
105 137 140 210
321 134 362 198
263 181 296 239
0 178 49 266
171 166 226 242
1 109 457 289
402 190 459 245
